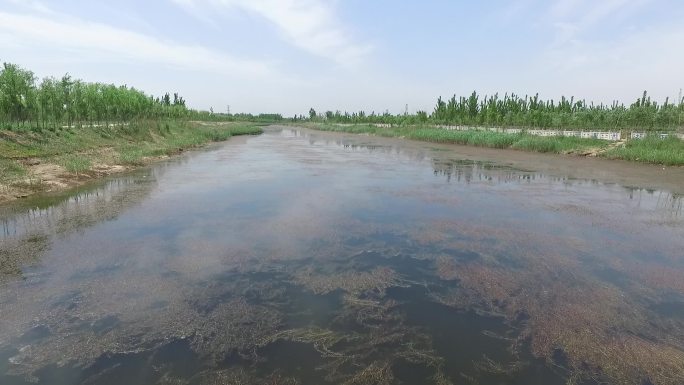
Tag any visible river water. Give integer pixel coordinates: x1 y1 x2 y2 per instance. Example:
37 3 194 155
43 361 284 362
1 127 683 385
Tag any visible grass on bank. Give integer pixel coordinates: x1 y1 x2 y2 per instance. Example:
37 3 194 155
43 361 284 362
58 155 92 173
0 158 28 185
305 123 684 165
603 136 684 166
0 120 263 184
307 123 607 153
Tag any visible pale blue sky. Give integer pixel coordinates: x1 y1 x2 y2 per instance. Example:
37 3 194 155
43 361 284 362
1 0 683 115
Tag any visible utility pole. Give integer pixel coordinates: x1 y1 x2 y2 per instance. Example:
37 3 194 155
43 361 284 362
226 105 231 114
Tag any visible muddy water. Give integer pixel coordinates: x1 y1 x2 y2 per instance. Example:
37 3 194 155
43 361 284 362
1 127 683 385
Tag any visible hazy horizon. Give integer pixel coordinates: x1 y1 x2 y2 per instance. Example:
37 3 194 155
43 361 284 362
1 0 683 116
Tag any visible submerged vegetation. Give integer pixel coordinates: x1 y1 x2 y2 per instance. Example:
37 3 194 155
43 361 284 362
1 131 684 385
427 219 684 385
0 59 682 385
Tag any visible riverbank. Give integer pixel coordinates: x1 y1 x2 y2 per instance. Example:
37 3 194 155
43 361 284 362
0 120 262 203
300 123 684 166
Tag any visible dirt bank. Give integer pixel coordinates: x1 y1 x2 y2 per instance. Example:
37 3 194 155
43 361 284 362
0 150 161 204
0 121 262 205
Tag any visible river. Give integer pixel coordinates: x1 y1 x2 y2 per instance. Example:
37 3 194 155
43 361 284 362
1 126 683 385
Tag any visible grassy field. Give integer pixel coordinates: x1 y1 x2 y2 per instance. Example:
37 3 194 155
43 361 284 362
304 123 684 165
0 120 262 194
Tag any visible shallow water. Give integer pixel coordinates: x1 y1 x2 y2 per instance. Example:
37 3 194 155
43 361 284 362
1 127 683 385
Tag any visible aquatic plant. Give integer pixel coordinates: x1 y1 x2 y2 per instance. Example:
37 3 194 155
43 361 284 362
293 266 403 295
425 220 684 385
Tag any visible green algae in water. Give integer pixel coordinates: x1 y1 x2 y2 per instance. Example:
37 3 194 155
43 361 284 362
1 128 684 385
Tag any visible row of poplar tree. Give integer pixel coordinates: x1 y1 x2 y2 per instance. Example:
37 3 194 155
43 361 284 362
0 62 190 130
309 91 684 131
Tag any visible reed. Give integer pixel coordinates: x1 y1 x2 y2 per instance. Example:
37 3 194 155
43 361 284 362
604 136 684 165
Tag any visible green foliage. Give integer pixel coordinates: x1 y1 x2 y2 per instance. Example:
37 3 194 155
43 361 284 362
118 147 149 165
58 155 92 173
0 62 194 130
603 136 684 165
407 128 521 148
303 91 684 132
0 120 262 170
225 124 264 136
186 110 283 123
511 136 604 153
311 123 684 165
0 158 27 184
310 124 613 155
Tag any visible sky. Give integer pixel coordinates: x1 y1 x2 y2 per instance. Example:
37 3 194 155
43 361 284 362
1 0 683 116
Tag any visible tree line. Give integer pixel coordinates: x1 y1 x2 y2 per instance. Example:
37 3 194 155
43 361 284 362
0 62 286 130
0 62 198 130
307 91 684 131
4 61 680 131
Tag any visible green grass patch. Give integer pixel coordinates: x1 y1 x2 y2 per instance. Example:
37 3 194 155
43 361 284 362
406 128 522 148
307 123 612 155
58 155 93 173
0 120 262 161
511 135 606 153
225 124 264 136
603 136 684 165
0 158 28 184
117 147 150 165
309 123 684 165
0 120 264 181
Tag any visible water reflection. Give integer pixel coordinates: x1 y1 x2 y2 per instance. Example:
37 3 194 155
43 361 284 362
0 127 683 385
0 170 160 280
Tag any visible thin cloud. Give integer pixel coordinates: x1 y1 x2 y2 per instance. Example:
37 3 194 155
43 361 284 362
0 10 275 78
171 0 373 66
545 0 652 44
2 0 55 14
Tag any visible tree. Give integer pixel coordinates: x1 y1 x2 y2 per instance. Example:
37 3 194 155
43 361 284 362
0 63 36 127
417 110 428 123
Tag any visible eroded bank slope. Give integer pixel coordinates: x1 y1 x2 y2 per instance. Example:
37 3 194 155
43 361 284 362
0 121 262 203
